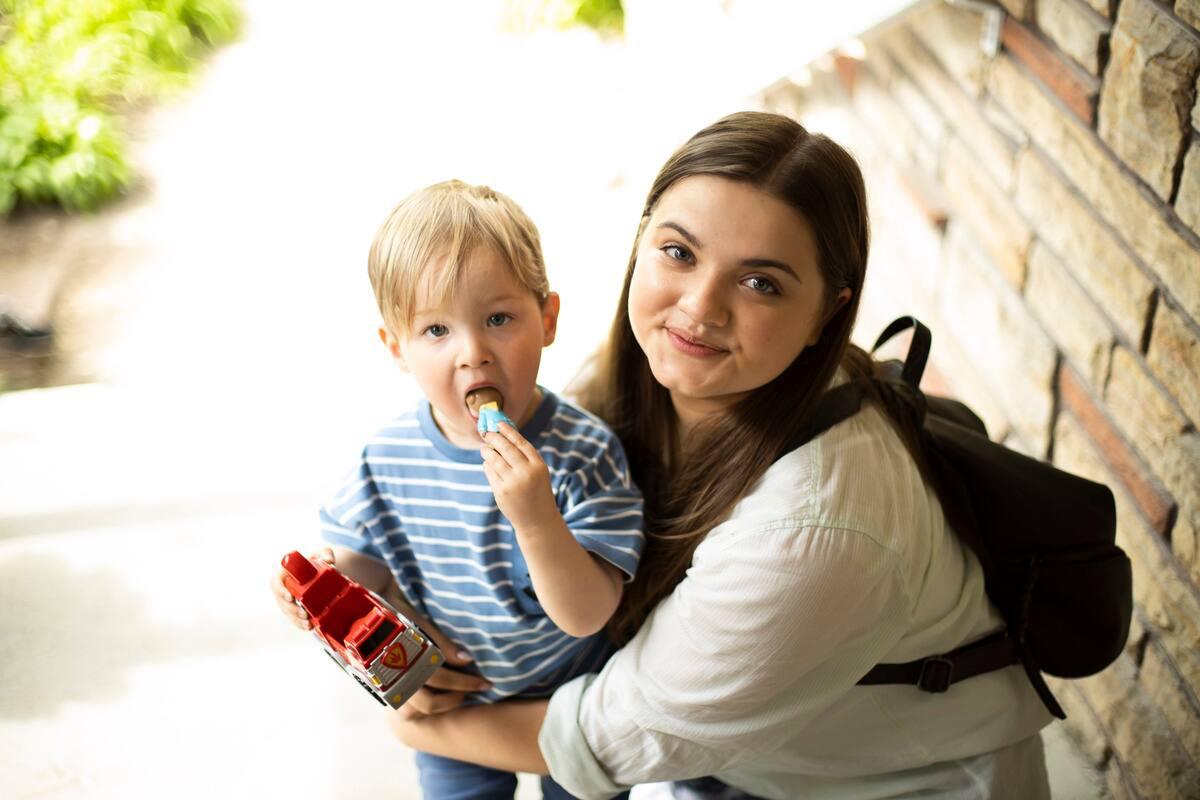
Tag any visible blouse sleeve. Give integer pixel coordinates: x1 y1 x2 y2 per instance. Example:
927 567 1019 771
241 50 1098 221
538 520 909 799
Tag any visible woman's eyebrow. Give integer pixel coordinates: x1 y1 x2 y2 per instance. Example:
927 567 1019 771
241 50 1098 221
743 257 800 281
657 221 702 248
658 220 801 281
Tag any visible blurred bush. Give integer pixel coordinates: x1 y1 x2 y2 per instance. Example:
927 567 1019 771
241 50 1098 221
0 0 240 214
501 0 623 36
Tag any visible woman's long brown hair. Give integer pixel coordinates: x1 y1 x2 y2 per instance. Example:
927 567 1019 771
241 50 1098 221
576 111 925 642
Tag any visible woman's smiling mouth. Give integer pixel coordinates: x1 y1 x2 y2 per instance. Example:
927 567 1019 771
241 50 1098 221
666 327 728 357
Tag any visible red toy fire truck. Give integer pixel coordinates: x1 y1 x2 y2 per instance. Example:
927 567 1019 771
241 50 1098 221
280 550 443 709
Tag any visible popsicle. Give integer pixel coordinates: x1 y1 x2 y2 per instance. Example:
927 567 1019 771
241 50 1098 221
466 387 514 434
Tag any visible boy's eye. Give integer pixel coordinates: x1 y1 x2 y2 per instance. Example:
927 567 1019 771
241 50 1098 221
423 324 448 338
743 275 779 295
486 313 511 327
662 244 693 262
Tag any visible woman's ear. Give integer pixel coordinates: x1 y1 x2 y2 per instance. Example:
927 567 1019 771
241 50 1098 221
378 326 409 371
806 288 853 347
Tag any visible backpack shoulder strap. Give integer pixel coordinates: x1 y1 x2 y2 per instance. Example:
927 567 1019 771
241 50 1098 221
871 316 931 390
790 380 866 449
787 317 933 451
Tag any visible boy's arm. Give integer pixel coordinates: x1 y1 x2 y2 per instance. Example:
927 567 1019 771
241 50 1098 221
481 425 625 637
328 547 436 630
327 545 392 593
518 519 625 637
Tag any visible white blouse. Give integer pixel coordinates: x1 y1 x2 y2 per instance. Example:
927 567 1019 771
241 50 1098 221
538 400 1052 799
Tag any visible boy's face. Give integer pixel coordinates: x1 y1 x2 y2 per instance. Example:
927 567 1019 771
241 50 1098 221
380 245 559 449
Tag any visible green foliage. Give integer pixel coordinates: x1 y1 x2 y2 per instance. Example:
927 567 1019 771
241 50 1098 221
570 0 622 34
500 0 623 36
0 0 240 213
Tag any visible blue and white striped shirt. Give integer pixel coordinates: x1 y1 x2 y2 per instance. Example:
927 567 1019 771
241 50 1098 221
320 389 644 701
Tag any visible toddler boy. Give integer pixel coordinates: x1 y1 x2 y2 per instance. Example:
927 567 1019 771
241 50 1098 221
274 180 643 799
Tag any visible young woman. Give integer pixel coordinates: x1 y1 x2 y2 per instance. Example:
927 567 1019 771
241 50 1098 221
388 111 1053 799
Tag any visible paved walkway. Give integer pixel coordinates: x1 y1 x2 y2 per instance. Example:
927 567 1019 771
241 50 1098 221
0 2 1102 797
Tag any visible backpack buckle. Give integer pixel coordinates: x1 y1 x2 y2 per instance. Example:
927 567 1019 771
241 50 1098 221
917 656 955 693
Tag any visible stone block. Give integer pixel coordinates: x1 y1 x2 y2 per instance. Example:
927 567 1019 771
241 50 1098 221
875 166 946 295
851 66 939 175
1147 300 1200 426
1014 150 1155 346
1174 512 1200 586
939 222 1055 451
1106 347 1190 468
1116 506 1200 702
1107 350 1200 544
1075 654 1200 799
881 27 1020 190
1046 678 1110 763
1026 243 1113 385
1157 431 1200 569
1141 641 1200 766
1037 0 1113 75
940 137 1031 288
989 54 1200 327
1124 613 1147 662
1098 0 1200 202
1179 0 1200 30
1177 140 1200 235
895 164 950 232
1052 411 1200 701
926 320 1013 442
908 1 991 96
998 0 1034 21
860 32 899 87
1106 759 1136 800
1059 366 1175 535
1085 0 1117 17
1001 17 1100 123
889 69 948 155
860 166 944 333
1195 72 1200 130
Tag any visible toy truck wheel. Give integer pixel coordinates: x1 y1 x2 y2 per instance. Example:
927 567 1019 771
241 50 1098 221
351 673 388 706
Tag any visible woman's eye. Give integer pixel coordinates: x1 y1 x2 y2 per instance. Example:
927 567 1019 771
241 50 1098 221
743 276 779 295
662 244 692 262
423 324 448 338
486 313 511 327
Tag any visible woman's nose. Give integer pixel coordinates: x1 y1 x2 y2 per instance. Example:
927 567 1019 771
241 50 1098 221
677 272 729 327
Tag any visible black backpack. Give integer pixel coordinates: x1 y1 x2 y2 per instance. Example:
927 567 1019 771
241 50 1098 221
792 317 1133 719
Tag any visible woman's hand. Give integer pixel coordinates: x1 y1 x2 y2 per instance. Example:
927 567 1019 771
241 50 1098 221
388 699 553 776
480 423 560 533
394 615 491 720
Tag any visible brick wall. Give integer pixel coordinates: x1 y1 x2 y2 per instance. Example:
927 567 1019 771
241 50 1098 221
758 1 1200 797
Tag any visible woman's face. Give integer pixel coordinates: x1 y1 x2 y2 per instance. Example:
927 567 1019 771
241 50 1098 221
628 174 840 428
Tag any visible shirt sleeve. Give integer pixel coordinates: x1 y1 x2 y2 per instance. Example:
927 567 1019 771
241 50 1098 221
538 521 909 799
317 454 389 561
556 436 645 581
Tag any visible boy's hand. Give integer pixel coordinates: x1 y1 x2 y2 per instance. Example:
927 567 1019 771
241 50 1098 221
480 423 560 533
270 546 335 630
271 547 490 715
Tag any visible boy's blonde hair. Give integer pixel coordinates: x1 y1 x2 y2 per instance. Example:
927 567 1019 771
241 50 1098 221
368 180 549 336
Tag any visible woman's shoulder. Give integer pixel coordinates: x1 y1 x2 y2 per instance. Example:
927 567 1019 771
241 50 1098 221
719 402 938 555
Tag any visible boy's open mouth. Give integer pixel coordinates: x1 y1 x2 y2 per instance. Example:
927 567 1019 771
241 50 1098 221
465 387 504 420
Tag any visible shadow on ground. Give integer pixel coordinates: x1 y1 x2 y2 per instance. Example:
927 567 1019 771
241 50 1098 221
0 550 271 720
